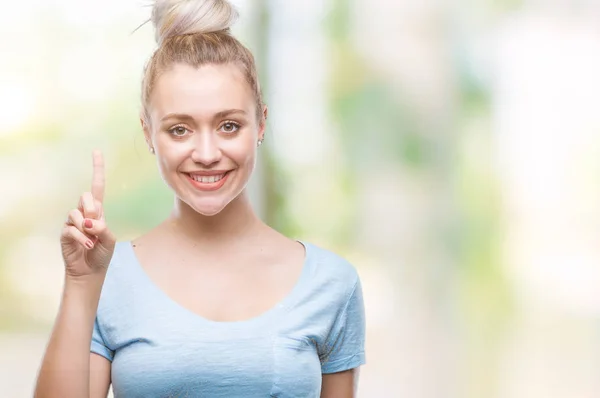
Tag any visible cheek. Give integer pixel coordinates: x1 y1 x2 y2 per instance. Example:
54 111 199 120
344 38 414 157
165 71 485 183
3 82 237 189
154 140 188 171
240 149 258 172
225 137 257 165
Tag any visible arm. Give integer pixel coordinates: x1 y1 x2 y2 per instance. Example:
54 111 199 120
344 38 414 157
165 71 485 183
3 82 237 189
35 278 112 398
321 368 360 398
35 150 115 398
90 353 112 398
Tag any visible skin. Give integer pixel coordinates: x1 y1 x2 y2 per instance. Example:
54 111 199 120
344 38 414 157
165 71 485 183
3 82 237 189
34 62 360 398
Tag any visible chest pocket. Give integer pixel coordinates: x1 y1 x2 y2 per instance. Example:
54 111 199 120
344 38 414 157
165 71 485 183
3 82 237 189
270 335 322 398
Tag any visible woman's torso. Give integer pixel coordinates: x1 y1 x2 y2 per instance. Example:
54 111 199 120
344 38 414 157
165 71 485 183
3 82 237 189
92 240 361 397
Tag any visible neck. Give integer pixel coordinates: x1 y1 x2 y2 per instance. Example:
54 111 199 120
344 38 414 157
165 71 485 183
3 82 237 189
166 191 264 245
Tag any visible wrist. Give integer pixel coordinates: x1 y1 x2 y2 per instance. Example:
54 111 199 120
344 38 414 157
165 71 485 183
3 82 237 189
57 278 105 328
63 273 106 299
64 269 107 285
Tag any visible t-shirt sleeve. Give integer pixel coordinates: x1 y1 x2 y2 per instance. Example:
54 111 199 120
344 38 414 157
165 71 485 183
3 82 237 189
319 277 366 374
91 316 114 361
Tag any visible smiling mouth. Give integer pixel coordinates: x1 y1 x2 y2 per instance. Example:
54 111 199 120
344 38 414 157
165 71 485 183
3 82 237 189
187 172 228 183
184 171 232 191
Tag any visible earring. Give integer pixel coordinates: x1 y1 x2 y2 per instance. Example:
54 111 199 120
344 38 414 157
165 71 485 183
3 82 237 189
257 139 264 148
149 147 155 154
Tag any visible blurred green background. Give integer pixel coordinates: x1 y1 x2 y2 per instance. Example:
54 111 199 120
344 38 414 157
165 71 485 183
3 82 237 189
2 0 600 397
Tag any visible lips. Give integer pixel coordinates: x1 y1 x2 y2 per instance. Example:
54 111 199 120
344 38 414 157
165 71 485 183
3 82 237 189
185 170 232 191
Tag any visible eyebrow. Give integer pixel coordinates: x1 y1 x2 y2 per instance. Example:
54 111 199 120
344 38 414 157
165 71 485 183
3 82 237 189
160 109 247 123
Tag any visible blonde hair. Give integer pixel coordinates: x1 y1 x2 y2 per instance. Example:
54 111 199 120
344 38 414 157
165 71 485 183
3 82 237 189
142 0 263 123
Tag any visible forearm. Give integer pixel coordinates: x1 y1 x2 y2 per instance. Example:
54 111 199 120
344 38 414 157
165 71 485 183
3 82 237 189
35 276 105 398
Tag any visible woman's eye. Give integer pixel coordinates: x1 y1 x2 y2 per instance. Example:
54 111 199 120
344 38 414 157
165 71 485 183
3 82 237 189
220 122 240 134
169 126 189 137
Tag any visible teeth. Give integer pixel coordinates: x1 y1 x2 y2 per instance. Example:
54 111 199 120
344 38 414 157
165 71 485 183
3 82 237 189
191 173 225 183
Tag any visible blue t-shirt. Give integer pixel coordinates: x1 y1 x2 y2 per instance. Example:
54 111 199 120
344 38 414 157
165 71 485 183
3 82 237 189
91 240 366 397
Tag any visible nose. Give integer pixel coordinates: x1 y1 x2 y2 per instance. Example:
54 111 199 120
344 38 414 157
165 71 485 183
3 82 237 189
190 132 222 166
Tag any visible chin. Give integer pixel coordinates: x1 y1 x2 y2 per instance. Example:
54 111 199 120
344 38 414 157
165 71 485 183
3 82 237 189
187 197 232 217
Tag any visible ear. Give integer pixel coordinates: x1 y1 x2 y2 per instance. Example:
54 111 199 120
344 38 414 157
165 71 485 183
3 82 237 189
258 105 268 140
140 114 152 148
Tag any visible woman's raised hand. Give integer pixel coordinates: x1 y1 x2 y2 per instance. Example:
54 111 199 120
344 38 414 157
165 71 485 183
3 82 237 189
60 150 116 279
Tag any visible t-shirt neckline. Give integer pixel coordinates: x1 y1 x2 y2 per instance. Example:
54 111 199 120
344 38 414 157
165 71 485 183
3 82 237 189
122 239 313 331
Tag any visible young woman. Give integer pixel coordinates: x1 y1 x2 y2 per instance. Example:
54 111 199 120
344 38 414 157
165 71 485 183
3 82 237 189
34 1 365 396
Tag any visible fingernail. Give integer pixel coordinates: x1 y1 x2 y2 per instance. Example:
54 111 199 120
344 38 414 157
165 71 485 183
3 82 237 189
85 240 94 249
84 219 93 228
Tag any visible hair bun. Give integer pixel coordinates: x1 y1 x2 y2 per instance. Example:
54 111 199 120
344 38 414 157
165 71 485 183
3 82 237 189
151 0 239 45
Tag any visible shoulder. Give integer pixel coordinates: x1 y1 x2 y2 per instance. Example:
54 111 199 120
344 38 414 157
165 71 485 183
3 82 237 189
301 240 361 302
303 241 359 280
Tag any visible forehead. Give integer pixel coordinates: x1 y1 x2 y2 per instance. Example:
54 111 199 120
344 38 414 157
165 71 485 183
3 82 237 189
150 63 253 119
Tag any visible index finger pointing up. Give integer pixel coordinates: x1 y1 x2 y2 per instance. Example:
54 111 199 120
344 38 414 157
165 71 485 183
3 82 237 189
91 150 105 203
